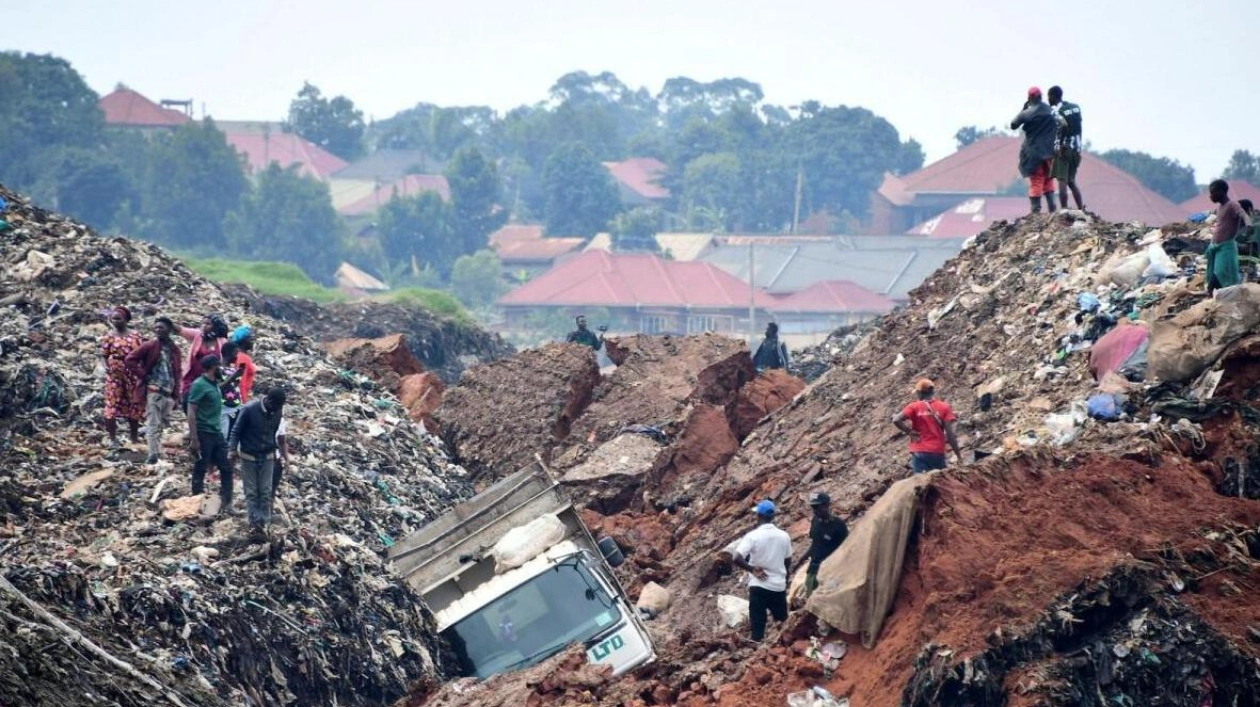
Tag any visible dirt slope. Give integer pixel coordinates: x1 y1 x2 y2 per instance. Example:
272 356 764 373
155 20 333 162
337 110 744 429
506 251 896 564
417 209 1260 706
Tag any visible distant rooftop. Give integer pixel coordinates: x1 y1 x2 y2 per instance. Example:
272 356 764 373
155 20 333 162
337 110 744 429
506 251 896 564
98 86 191 128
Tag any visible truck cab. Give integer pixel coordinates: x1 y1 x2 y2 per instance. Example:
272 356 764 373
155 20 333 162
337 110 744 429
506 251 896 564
388 462 655 679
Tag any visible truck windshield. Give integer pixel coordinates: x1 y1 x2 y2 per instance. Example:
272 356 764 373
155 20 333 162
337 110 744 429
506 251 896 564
444 559 622 679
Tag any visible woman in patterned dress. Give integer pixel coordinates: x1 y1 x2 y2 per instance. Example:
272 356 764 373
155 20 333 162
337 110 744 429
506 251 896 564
102 306 144 446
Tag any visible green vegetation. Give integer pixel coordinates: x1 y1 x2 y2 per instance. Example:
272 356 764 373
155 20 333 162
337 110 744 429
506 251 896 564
378 287 471 324
184 257 345 303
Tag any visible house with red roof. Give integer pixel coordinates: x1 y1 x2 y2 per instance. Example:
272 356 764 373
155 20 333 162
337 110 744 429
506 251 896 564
1180 181 1260 215
870 136 1185 235
498 250 771 335
907 197 1032 239
603 158 670 207
98 85 191 129
221 127 348 182
336 174 451 217
767 280 895 333
489 225 586 279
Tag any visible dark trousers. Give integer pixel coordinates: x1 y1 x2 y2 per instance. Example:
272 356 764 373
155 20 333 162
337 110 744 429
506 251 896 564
191 429 233 505
748 586 788 641
911 452 948 474
272 456 284 495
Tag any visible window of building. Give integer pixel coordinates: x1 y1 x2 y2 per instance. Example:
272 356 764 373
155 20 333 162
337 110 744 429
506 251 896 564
639 316 667 334
687 315 717 334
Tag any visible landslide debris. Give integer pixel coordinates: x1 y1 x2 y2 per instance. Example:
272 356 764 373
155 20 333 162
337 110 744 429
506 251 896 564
419 209 1260 706
0 185 470 706
224 283 513 384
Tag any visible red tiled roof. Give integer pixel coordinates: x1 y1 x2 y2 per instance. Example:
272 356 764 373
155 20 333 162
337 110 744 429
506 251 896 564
489 224 584 262
603 157 670 200
908 197 1032 239
226 132 348 181
1180 181 1260 214
498 250 771 308
98 87 190 127
339 174 451 216
768 280 895 314
885 136 1185 226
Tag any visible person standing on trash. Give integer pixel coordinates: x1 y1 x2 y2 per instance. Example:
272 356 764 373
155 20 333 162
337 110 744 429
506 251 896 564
101 306 145 448
892 378 963 473
1011 87 1059 214
218 342 245 439
803 492 848 599
752 322 791 371
1048 86 1085 211
565 315 603 349
731 500 793 642
179 314 229 408
229 325 258 402
1207 180 1251 292
228 387 286 537
125 317 183 465
188 354 234 508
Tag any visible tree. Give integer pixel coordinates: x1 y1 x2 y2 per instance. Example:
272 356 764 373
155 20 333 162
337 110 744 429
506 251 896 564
224 164 346 282
140 119 248 251
1099 149 1198 203
1223 150 1260 185
0 52 104 189
788 105 913 220
450 249 507 308
681 152 742 231
445 147 508 254
897 139 926 175
376 191 460 278
954 126 1002 150
285 82 365 161
35 147 134 229
542 143 622 238
609 207 660 251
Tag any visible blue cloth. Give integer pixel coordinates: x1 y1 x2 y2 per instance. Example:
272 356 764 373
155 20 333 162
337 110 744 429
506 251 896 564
1077 293 1101 312
754 499 776 516
1087 394 1121 421
230 324 253 343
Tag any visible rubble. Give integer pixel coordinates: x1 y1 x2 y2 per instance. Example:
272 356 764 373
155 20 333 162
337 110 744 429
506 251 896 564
224 283 513 384
0 185 472 706
418 210 1260 706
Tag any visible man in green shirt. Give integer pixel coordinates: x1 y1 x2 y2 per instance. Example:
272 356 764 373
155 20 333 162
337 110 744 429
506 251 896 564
188 354 234 508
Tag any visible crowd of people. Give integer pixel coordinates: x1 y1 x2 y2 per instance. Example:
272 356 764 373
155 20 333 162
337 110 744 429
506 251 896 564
101 310 288 540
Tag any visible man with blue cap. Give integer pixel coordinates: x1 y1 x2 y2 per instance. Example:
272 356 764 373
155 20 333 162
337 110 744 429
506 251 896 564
731 499 793 641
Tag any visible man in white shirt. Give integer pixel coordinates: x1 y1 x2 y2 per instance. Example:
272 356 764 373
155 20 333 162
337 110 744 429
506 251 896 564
731 499 793 641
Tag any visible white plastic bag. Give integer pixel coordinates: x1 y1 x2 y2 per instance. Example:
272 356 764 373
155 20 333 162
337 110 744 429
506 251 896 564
636 581 673 616
1107 250 1150 287
717 594 749 628
1142 243 1176 278
491 513 566 573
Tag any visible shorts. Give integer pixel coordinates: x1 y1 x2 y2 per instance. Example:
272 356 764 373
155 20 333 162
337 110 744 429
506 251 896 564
1053 149 1081 182
911 452 948 474
1029 160 1056 197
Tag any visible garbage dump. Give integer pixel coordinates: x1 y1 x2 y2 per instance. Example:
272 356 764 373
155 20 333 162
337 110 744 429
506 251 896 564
224 283 514 385
0 185 474 706
417 209 1260 706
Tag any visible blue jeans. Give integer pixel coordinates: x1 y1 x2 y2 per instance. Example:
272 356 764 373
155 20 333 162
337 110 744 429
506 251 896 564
911 452 948 474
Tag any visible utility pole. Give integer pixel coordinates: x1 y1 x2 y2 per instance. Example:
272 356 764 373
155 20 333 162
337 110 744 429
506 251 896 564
748 241 756 343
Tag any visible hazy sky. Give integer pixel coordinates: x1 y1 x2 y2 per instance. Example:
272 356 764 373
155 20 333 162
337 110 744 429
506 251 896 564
9 0 1259 178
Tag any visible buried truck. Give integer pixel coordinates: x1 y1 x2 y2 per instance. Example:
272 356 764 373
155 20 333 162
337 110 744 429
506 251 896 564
388 461 656 680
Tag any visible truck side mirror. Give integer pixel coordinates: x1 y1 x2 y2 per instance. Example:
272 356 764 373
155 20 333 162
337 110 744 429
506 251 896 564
597 537 625 568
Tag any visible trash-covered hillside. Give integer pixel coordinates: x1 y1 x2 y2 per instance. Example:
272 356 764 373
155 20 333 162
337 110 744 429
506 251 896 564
424 209 1260 706
0 185 476 706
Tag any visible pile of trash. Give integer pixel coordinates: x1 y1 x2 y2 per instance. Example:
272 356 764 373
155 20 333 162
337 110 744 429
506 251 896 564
224 283 513 385
417 209 1260 706
789 319 883 383
0 185 473 706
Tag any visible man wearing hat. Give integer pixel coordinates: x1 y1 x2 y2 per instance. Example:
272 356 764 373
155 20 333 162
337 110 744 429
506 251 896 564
1011 86 1060 214
804 492 848 598
893 378 963 474
731 500 793 641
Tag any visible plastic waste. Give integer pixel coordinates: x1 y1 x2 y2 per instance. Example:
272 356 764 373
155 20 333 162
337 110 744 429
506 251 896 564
1142 243 1176 278
1044 401 1088 446
716 594 749 628
786 687 848 707
1087 393 1122 421
1077 292 1101 312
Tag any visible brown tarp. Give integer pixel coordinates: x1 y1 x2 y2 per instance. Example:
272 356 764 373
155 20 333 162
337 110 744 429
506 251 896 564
805 473 932 648
1147 283 1260 383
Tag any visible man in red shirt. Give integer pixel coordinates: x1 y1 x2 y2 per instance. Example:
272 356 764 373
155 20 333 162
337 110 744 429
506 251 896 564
892 378 963 473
